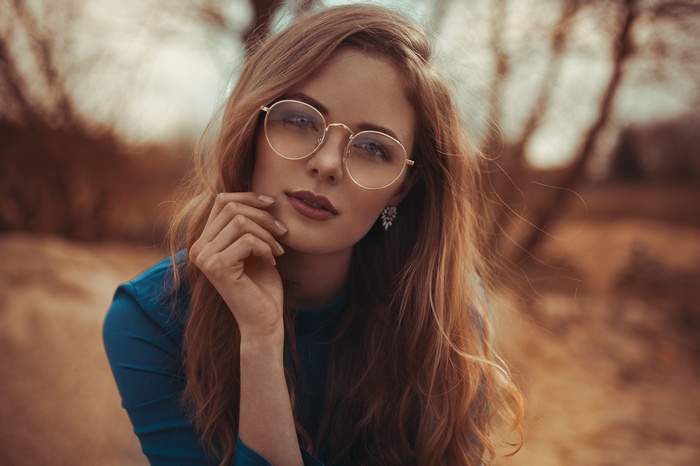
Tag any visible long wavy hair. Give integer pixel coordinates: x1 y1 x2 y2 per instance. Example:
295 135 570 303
168 4 523 465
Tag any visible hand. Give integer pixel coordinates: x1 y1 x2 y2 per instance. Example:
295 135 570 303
189 192 288 341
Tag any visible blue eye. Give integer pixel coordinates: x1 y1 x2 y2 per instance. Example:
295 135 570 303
283 112 319 130
353 139 392 162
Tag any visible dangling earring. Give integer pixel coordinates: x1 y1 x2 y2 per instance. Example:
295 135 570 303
380 206 397 230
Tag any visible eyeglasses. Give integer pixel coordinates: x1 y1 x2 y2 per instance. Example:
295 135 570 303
260 100 414 190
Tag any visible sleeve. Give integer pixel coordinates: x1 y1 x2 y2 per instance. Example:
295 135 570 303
103 282 213 465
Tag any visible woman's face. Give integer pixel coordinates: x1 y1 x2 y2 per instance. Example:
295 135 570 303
252 48 415 256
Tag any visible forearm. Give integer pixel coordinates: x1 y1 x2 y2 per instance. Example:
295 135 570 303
239 332 303 466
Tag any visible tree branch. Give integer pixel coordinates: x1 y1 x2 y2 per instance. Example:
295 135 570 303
0 36 41 125
488 0 583 253
514 0 640 262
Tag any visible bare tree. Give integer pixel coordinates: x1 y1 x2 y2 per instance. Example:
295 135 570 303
172 0 320 56
243 0 325 54
425 0 452 38
0 0 328 242
0 0 80 127
475 0 700 264
0 0 280 241
512 0 639 261
485 0 585 256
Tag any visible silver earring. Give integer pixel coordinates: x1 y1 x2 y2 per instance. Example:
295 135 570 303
380 206 397 230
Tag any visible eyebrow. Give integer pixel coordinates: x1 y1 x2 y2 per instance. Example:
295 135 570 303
282 92 403 142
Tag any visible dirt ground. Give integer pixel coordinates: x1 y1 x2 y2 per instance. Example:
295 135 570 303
496 217 700 465
0 215 698 465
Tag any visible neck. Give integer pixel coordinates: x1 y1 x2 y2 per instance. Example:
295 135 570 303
278 247 352 310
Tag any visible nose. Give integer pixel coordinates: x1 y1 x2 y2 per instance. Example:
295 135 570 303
305 124 351 185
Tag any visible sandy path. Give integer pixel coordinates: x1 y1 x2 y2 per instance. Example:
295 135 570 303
0 234 159 466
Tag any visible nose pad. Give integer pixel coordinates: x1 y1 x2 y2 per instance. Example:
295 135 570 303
306 125 351 183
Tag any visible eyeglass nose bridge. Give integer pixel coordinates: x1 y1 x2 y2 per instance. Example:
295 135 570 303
325 122 354 137
314 122 354 156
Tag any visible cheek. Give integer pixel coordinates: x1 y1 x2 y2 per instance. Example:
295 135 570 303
352 191 397 224
251 137 281 191
250 157 266 191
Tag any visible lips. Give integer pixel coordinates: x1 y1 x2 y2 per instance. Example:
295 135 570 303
288 190 338 214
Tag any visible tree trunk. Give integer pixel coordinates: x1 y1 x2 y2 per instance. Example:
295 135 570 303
513 0 640 264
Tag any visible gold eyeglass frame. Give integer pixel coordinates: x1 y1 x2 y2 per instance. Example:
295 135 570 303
260 99 414 190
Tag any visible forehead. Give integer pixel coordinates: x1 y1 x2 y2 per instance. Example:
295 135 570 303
288 48 415 151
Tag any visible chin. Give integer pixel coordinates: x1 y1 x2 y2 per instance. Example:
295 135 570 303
280 230 358 256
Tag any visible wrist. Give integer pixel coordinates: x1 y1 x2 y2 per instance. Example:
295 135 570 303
239 328 285 359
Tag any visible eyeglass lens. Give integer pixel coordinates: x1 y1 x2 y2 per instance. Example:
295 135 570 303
264 100 408 189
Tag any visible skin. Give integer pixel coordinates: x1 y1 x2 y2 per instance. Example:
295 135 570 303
189 48 415 465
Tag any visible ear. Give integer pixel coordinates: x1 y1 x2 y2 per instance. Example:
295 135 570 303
387 174 415 206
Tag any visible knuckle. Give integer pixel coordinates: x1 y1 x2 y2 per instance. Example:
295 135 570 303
189 244 200 262
223 202 240 216
202 256 220 274
239 233 257 247
191 245 211 268
231 214 247 227
212 195 225 211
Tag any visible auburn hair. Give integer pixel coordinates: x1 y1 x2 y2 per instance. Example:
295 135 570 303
168 4 523 465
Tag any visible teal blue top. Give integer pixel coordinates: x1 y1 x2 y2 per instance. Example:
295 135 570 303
103 255 345 465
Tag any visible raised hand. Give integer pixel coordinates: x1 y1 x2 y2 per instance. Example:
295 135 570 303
189 192 288 340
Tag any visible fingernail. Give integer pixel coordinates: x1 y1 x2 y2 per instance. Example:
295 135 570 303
275 241 285 255
275 221 287 233
258 195 274 204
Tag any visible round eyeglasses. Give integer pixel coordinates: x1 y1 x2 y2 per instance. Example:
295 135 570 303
260 100 414 190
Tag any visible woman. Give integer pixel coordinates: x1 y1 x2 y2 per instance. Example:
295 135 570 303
103 4 523 465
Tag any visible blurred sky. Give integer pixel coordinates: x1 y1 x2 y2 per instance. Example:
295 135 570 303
34 0 700 167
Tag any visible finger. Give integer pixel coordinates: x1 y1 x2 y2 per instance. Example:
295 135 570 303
204 195 286 238
202 204 287 251
222 232 278 269
205 192 277 229
192 214 283 273
209 214 285 259
192 232 276 282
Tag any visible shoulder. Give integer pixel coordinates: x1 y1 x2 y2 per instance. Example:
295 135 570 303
120 253 182 304
104 252 189 346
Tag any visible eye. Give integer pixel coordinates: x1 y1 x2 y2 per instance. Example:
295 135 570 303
283 112 319 131
353 139 392 162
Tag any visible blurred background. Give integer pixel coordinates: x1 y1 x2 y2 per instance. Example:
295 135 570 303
0 0 698 464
